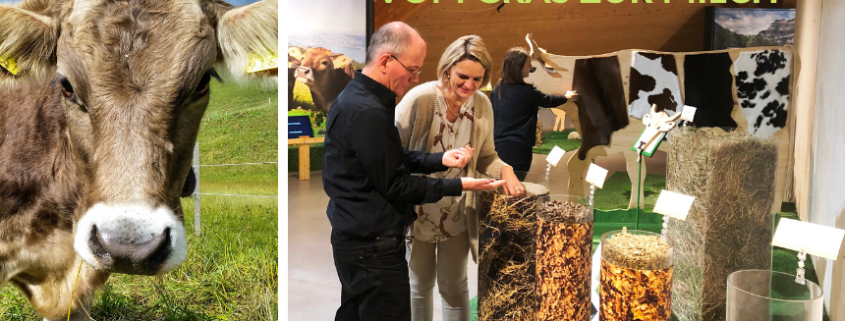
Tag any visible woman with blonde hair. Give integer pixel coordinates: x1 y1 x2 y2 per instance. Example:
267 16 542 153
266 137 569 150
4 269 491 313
395 35 522 321
490 47 578 180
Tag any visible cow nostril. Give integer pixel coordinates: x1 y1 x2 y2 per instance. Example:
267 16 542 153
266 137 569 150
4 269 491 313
89 225 112 265
91 226 171 274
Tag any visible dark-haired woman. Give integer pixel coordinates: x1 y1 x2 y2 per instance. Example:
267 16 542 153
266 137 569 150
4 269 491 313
490 47 579 180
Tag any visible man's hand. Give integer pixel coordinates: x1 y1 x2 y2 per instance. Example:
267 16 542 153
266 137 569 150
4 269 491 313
461 178 506 191
443 147 474 168
500 167 525 196
565 90 580 102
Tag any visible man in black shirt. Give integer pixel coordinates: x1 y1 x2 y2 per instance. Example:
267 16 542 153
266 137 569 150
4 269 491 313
323 22 505 321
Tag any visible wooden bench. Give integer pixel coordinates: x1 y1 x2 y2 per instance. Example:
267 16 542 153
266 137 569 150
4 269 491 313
288 136 325 180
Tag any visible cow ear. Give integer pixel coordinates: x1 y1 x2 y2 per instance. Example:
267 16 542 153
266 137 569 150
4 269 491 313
333 55 352 69
0 4 58 86
288 55 300 68
288 47 303 61
215 0 278 83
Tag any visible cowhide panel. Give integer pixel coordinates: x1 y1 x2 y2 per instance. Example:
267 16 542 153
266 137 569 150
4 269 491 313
734 49 791 139
572 56 628 161
683 52 737 128
629 52 683 119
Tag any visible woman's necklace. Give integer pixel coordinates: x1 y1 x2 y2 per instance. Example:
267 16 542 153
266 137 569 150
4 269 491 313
439 85 465 117
445 102 461 116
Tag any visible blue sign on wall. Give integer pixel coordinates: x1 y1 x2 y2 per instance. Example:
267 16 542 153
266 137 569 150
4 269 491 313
288 116 313 139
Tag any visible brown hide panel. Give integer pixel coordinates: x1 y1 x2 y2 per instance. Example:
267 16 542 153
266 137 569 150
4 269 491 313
572 56 628 160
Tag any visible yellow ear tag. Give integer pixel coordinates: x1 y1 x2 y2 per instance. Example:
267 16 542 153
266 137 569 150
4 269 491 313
246 51 278 74
0 53 19 75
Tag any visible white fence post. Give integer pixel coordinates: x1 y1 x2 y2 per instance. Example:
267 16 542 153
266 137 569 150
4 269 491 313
193 142 201 235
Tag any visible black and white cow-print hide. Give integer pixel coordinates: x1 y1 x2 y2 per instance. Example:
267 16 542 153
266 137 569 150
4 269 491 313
628 52 683 119
734 49 791 139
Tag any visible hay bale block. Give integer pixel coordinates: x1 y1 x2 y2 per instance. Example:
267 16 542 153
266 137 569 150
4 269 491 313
666 128 778 321
600 229 674 321
478 183 548 321
536 200 593 321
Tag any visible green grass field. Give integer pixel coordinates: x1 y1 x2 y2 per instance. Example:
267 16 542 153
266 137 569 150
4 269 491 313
0 77 278 320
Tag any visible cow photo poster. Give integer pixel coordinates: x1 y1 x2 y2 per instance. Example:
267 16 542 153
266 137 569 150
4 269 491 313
287 0 371 137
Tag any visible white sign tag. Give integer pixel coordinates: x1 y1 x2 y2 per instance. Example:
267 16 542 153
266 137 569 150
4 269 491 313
772 218 845 260
585 163 608 189
652 190 695 221
681 106 697 122
546 146 566 167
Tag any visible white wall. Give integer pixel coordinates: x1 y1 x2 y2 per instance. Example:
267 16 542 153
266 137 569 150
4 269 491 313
808 0 845 318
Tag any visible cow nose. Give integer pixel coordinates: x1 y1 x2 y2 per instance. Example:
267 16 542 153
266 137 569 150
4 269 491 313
74 204 188 275
89 225 172 275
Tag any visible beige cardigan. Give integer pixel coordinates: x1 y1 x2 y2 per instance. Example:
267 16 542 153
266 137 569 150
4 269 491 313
394 81 509 263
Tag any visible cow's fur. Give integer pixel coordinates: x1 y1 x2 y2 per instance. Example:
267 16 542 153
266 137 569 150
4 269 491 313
0 0 277 319
628 52 683 118
735 49 791 139
683 53 737 128
571 56 629 160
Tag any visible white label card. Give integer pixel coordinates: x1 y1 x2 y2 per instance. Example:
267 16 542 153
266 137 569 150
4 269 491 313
681 106 697 122
652 190 695 221
585 164 608 189
772 218 845 260
546 146 566 167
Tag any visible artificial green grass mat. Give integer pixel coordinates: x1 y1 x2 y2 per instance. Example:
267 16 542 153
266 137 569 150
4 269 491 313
532 129 581 155
594 172 664 210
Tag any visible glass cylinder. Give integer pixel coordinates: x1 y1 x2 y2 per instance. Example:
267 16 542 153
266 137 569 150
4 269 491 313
536 195 593 321
726 270 824 321
600 229 674 321
477 171 548 321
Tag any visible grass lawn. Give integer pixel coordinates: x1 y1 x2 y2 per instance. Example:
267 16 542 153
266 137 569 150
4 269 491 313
533 129 582 155
0 77 278 320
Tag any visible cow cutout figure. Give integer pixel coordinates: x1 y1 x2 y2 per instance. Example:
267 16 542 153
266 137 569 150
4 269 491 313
634 104 682 161
522 34 796 213
0 0 277 320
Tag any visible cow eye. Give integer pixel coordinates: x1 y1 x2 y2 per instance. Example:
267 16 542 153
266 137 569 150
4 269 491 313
196 70 214 95
530 67 537 73
60 79 75 99
196 73 211 95
193 69 220 100
321 61 328 66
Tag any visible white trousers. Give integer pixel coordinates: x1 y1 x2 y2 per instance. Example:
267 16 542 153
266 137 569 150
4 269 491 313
406 232 470 321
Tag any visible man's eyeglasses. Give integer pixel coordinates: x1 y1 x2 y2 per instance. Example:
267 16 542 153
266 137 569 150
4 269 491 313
390 54 421 77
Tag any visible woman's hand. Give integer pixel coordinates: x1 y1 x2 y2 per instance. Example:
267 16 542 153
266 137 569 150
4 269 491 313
565 90 580 102
443 147 474 168
500 166 525 196
461 178 506 191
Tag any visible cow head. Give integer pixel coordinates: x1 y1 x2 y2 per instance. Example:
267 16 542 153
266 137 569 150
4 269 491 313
0 0 277 275
295 47 352 86
525 33 557 74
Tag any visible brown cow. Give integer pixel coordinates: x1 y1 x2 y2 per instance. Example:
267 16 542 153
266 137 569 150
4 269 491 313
0 0 277 320
295 47 355 112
